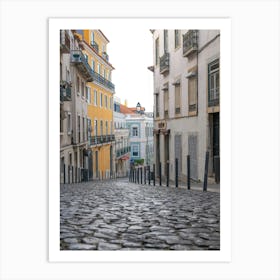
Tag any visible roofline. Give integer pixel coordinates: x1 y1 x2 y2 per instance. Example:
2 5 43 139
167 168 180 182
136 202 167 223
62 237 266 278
98 30 110 43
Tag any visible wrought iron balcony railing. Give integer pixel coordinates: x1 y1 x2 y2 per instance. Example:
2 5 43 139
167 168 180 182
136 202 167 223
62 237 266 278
91 70 115 92
90 41 99 53
208 87 219 107
60 81 71 101
60 30 70 53
183 30 198 57
159 52 170 74
189 103 197 112
90 134 115 146
116 146 131 158
70 50 93 82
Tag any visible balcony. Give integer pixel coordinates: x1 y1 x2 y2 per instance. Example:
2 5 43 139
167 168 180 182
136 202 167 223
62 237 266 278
60 81 71 101
60 30 70 53
90 41 99 53
189 103 197 112
102 51 109 61
208 88 219 107
175 107 181 114
183 30 198 57
90 134 115 146
70 50 93 82
116 146 131 158
91 70 115 92
159 52 170 74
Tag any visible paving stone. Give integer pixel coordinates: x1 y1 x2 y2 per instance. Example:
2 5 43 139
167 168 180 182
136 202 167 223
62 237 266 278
63 238 79 243
60 178 220 251
68 243 96 250
98 242 121 250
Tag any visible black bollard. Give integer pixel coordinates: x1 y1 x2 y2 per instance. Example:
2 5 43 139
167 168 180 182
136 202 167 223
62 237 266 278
166 162 169 187
175 158 178 188
144 166 146 184
140 167 143 184
63 164 66 184
203 151 209 191
72 166 74 183
133 168 136 183
153 164 155 186
148 165 151 185
187 155 191 190
159 162 162 186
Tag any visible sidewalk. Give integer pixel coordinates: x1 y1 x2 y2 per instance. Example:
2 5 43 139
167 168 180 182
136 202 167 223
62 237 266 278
148 178 220 193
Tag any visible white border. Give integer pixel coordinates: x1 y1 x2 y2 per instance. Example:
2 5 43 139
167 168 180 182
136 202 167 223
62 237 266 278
49 18 231 262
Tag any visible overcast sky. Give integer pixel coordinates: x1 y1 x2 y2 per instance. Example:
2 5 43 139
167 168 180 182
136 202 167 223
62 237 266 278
102 29 154 112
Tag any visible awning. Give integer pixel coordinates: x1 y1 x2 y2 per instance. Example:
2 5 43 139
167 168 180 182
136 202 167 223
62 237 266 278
120 155 129 160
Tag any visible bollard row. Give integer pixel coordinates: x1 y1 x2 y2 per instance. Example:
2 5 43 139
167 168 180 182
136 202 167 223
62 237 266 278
128 151 210 192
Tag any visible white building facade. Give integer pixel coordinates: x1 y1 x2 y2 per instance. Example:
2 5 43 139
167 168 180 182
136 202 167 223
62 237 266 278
150 29 220 182
126 113 154 166
113 97 130 177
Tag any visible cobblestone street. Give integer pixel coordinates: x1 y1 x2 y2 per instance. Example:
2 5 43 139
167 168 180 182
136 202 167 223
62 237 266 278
60 178 220 250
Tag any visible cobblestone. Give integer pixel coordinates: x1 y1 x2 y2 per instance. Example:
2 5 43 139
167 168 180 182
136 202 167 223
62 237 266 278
60 178 220 250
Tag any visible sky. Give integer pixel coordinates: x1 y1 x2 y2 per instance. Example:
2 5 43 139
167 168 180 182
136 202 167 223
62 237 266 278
101 29 154 112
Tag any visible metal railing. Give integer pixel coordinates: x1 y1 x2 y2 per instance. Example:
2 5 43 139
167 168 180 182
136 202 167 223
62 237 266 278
160 52 170 74
90 134 115 145
116 146 131 158
70 50 93 82
183 30 198 57
91 70 115 92
70 50 115 91
189 104 197 112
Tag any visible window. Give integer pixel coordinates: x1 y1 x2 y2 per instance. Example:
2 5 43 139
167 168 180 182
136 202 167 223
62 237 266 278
163 83 169 118
103 69 106 78
132 145 139 157
83 117 86 141
76 76 80 95
87 118 91 140
100 92 103 107
105 121 108 135
111 121 113 134
174 82 181 114
67 113 71 134
92 60 95 72
81 81 85 97
100 120 103 135
164 30 168 52
208 59 219 107
108 71 111 81
132 127 138 137
175 30 181 49
155 93 159 117
78 116 81 142
90 31 94 44
188 76 197 115
86 87 91 103
97 64 100 74
94 120 98 136
94 90 97 106
105 95 108 108
155 38 159 65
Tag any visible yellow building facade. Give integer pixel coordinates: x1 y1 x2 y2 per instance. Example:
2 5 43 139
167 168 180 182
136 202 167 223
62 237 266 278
77 30 115 179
